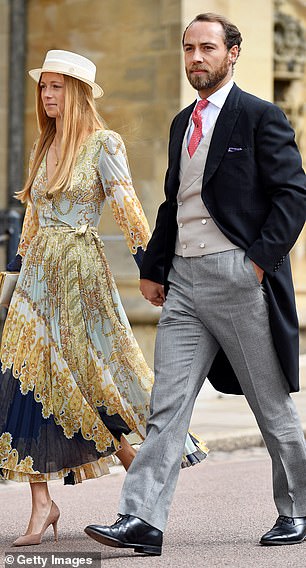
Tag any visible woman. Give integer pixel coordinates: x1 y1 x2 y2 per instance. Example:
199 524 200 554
0 50 208 546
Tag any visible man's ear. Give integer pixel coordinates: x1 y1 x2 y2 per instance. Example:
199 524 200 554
228 45 239 63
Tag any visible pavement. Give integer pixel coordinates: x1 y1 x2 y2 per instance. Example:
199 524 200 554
3 448 306 568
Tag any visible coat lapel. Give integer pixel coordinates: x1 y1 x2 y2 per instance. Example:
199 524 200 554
167 84 243 198
203 84 243 186
167 102 194 199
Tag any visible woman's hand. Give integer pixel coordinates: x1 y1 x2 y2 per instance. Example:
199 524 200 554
140 279 165 307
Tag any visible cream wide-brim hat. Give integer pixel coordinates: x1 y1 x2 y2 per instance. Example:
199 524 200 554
29 49 104 98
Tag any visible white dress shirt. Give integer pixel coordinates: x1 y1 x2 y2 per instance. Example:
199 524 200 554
187 79 234 145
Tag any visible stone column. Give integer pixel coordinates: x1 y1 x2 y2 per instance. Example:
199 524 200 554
0 0 9 331
6 0 26 261
273 0 306 331
0 0 9 271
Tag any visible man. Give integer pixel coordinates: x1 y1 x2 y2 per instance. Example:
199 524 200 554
85 13 306 555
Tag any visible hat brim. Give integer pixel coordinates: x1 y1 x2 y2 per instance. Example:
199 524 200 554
29 68 104 99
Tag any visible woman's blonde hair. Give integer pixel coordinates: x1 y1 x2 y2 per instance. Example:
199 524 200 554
17 75 104 202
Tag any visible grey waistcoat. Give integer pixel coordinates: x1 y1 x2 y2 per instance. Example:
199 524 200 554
175 123 238 257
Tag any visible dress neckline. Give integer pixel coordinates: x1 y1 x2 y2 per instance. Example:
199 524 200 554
44 129 105 184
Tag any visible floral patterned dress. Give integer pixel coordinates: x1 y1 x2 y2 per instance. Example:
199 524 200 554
0 130 208 484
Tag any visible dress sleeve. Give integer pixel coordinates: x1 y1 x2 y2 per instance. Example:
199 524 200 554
97 130 151 258
17 202 39 258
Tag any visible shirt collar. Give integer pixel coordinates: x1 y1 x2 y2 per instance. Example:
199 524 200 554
196 79 234 110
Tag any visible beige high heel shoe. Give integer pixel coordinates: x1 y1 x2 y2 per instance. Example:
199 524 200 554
12 501 60 547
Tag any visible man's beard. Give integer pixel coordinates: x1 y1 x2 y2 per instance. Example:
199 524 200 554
186 55 231 91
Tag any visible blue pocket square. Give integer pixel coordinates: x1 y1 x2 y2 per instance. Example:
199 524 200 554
227 147 243 152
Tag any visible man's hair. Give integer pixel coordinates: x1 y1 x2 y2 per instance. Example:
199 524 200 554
182 12 242 57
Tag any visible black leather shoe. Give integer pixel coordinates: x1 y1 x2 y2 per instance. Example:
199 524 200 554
84 514 163 556
260 516 306 545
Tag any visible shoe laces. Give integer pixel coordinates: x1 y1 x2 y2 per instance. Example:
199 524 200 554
279 516 294 525
114 514 128 525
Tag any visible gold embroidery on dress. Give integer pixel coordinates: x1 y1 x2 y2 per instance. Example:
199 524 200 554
0 130 154 482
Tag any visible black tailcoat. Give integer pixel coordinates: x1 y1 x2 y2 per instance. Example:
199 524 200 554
140 84 306 394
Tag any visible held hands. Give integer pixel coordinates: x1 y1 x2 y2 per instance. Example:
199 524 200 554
251 260 264 283
140 279 165 307
139 262 264 307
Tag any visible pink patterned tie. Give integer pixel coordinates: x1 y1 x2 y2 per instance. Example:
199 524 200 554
188 99 209 158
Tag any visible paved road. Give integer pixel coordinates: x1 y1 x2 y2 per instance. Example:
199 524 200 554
1 448 305 568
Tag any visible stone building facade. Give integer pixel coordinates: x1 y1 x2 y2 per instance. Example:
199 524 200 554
0 0 305 361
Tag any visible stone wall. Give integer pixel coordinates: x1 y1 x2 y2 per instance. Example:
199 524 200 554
7 0 306 360
25 0 182 228
25 0 183 363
